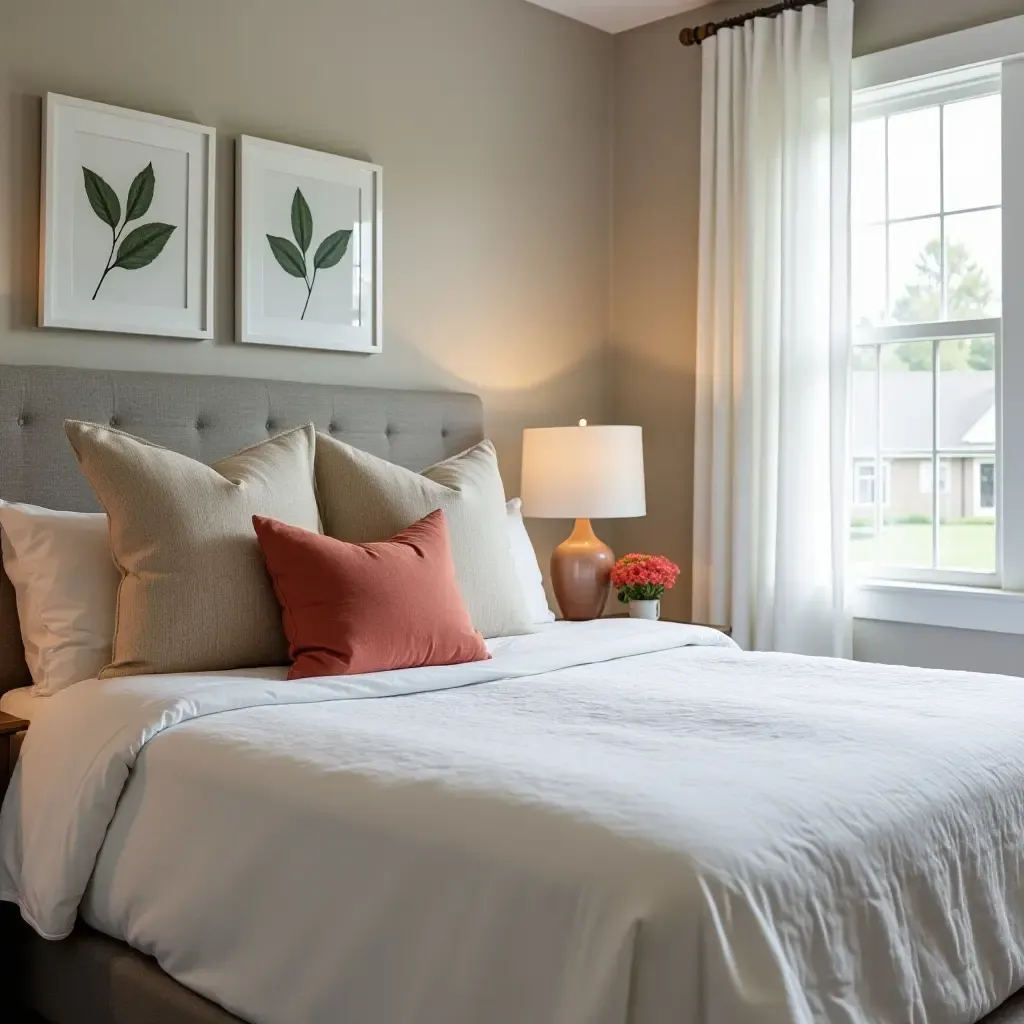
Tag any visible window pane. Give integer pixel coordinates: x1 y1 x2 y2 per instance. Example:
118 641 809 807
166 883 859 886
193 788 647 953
917 459 951 494
866 343 933 570
888 107 941 220
937 338 996 571
850 462 895 568
876 506 932 570
943 94 1001 213
853 117 886 225
850 347 879 570
850 345 879 453
854 462 876 505
946 209 1001 319
889 218 940 323
881 340 933 452
853 224 886 328
938 457 996 571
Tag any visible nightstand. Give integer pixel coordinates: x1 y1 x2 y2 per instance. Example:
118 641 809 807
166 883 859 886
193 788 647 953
0 712 28 807
609 614 732 637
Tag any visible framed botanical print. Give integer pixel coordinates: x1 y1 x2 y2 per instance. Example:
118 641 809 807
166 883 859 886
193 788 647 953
39 93 215 339
236 135 382 354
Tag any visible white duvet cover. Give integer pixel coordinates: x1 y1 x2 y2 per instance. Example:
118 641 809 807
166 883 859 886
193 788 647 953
3 620 1024 1024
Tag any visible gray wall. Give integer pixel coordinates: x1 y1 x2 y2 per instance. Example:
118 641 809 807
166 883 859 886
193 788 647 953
611 0 1024 672
0 0 615 574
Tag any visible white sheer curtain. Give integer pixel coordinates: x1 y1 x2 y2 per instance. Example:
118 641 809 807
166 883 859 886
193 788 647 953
691 0 854 657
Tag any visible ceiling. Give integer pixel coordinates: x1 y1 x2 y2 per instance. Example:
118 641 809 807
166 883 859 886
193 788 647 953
523 0 708 34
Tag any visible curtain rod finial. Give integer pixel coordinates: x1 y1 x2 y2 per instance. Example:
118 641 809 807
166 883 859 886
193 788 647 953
679 23 716 46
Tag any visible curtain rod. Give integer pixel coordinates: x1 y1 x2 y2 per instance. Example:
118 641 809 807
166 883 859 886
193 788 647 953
679 0 827 46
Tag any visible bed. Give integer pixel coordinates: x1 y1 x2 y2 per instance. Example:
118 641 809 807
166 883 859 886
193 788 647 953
4 365 1024 1024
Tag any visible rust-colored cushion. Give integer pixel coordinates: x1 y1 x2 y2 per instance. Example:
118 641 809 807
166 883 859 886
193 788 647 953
252 509 490 678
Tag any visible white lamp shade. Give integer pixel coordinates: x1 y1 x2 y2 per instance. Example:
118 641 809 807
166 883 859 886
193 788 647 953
520 425 646 519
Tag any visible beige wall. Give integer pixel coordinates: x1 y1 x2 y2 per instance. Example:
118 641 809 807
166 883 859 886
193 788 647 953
611 0 1024 669
7 0 1024 655
0 0 614 572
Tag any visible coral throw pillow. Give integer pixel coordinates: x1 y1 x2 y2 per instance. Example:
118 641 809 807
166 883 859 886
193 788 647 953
252 509 490 678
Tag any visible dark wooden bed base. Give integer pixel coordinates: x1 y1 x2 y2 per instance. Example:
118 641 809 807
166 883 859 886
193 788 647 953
4 904 245 1024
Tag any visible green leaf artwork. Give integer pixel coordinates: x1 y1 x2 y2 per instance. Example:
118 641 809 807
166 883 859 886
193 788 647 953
291 189 313 254
114 222 176 270
83 168 120 229
267 187 352 320
123 162 155 224
266 235 306 278
83 163 176 300
313 229 351 271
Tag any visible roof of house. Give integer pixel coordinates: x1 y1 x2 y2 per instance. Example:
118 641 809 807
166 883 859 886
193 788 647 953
852 370 994 456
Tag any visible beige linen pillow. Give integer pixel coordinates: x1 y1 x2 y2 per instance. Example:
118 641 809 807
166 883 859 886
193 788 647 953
315 436 533 639
65 421 321 678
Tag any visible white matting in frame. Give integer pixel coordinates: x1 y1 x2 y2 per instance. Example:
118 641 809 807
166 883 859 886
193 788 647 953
39 93 215 339
237 134 382 354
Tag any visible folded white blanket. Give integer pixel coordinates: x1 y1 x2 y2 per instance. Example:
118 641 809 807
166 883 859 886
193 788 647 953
3 620 1024 1024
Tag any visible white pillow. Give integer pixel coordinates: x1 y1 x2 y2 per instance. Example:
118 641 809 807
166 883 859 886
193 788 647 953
506 498 555 624
0 501 119 695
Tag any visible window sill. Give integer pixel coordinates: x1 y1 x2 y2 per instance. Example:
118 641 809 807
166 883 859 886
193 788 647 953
853 579 1024 635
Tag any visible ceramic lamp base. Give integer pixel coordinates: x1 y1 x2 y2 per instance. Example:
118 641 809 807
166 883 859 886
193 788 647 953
550 518 613 621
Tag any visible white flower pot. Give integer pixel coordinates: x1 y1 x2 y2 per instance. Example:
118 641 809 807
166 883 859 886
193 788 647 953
628 599 661 621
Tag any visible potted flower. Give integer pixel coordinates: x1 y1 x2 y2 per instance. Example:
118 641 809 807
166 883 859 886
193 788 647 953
611 553 680 621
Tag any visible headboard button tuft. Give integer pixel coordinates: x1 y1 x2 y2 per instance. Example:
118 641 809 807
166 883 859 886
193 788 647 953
109 417 119 428
16 416 26 427
266 420 275 432
196 418 206 431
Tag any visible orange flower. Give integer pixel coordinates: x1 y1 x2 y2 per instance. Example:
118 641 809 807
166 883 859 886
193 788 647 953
611 553 680 603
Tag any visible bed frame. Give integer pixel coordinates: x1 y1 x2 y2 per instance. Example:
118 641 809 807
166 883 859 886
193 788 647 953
0 365 484 1024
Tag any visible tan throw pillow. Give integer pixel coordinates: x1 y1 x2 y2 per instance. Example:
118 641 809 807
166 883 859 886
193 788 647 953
315 436 533 639
64 421 321 678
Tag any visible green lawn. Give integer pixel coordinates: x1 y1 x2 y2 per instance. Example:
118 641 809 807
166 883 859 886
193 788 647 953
850 522 995 572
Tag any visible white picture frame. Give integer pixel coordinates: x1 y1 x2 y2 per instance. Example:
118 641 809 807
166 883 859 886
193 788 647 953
236 135 382 354
39 93 215 340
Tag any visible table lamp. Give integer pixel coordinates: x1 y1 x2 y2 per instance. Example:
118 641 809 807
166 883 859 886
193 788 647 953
520 421 646 620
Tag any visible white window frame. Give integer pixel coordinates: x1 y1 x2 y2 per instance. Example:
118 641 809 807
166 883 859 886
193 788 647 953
851 15 1024 632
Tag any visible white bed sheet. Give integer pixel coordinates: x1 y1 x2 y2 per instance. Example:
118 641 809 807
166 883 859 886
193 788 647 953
0 628 568 724
4 621 1024 1024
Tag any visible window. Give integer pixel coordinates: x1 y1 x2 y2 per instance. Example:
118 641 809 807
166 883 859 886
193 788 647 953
854 460 890 506
918 460 951 494
850 48 1009 586
975 459 996 517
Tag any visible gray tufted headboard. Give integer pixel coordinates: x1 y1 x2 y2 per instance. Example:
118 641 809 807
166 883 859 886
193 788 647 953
0 365 484 693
